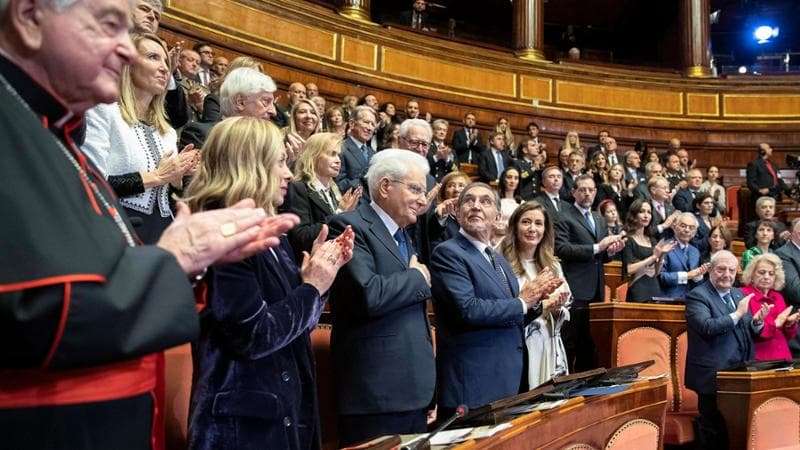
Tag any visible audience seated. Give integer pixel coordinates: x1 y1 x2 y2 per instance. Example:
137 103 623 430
82 33 200 244
622 199 674 302
500 201 572 388
659 213 709 299
741 254 799 361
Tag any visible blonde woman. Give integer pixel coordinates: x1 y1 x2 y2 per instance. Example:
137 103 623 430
284 98 322 163
83 33 199 244
495 117 515 154
282 132 362 257
500 201 571 387
324 105 347 136
184 116 355 450
561 130 583 153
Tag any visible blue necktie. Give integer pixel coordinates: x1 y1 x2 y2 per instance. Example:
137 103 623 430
723 293 735 312
485 248 513 297
584 210 595 234
495 152 504 176
394 229 409 264
361 144 371 163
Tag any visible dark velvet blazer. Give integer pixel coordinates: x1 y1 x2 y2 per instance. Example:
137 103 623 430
188 238 324 450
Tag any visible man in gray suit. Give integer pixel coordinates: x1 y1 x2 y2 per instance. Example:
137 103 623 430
775 217 800 355
328 149 435 446
336 105 377 194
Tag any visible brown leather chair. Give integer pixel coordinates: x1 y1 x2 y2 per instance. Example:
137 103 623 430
664 332 697 446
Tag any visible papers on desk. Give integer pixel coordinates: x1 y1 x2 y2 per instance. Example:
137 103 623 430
503 399 570 416
402 424 513 447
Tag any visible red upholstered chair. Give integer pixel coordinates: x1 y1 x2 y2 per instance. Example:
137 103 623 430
311 324 338 450
616 327 673 406
164 344 193 450
749 397 800 450
604 419 660 450
665 332 697 445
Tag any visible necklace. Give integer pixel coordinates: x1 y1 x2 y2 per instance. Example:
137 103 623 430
0 73 137 247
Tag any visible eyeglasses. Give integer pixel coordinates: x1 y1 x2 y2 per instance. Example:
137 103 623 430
677 223 697 230
402 138 431 149
390 179 426 197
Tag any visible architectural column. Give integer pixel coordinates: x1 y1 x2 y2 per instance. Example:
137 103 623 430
680 0 713 77
513 0 547 61
338 0 373 24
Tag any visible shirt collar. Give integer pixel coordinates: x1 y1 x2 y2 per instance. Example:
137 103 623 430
459 228 490 254
309 177 331 193
370 201 400 237
348 134 367 148
0 53 77 131
574 203 591 215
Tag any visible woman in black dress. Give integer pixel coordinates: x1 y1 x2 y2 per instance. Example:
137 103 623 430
622 199 676 302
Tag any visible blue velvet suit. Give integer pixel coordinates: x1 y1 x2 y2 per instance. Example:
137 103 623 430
188 238 324 450
430 232 525 410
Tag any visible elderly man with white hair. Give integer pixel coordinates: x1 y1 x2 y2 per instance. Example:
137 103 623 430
685 250 769 450
659 212 710 298
327 149 436 446
181 67 277 148
0 1 298 448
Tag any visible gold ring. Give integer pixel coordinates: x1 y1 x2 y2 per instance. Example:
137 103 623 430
220 222 237 237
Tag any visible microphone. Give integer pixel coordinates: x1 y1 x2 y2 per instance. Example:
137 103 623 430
404 405 468 450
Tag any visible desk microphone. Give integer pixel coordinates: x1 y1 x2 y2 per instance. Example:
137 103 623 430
404 405 468 450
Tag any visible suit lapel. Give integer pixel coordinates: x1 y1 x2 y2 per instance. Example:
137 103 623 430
570 205 596 239
360 204 406 267
306 184 335 215
456 234 508 295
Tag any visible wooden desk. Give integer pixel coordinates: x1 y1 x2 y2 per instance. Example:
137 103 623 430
717 368 800 450
453 379 668 450
604 261 623 302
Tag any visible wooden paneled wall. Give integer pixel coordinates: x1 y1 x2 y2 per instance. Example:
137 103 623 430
160 0 800 172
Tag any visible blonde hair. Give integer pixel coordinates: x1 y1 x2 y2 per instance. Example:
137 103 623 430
438 171 471 203
740 253 786 291
182 117 284 214
118 33 170 134
288 98 322 136
294 132 343 194
563 131 582 152
495 117 515 151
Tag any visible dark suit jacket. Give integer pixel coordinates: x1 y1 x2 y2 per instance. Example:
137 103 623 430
180 120 215 149
477 149 513 183
514 159 540 201
659 244 702 299
685 280 756 394
327 203 435 415
747 157 786 199
430 232 525 409
532 192 571 223
189 238 323 450
451 127 483 164
427 144 455 182
672 188 698 213
776 241 800 309
649 200 675 239
201 93 222 122
624 167 646 187
335 136 373 194
281 180 337 261
560 171 583 204
690 214 711 259
555 204 610 302
165 82 189 129
744 219 788 249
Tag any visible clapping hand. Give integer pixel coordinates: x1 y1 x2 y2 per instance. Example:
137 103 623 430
653 239 676 259
419 183 441 215
339 186 362 212
734 294 754 319
775 306 800 328
543 290 570 317
301 225 355 295
435 197 457 219
284 131 305 162
753 302 773 323
520 268 563 306
688 262 711 279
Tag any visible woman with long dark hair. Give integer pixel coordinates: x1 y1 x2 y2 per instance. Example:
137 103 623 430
622 199 675 302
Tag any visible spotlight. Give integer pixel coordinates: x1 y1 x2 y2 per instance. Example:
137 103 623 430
738 66 748 74
754 25 779 44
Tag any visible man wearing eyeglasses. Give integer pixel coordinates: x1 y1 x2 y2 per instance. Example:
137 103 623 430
659 212 710 299
328 149 435 446
555 175 626 371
